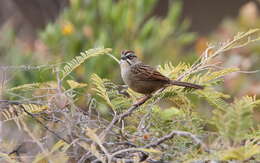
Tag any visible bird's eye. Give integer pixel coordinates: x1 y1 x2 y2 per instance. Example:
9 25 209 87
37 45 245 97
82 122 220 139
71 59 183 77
126 53 135 59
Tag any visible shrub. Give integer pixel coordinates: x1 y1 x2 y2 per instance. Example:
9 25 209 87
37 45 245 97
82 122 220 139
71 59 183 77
1 29 260 162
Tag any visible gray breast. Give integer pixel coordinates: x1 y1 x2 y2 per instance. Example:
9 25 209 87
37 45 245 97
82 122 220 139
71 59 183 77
120 61 132 86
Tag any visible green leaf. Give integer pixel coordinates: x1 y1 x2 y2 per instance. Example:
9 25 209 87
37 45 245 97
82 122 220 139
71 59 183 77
67 80 87 89
221 145 260 161
160 107 182 120
212 96 260 143
62 48 112 80
196 89 230 111
91 74 114 110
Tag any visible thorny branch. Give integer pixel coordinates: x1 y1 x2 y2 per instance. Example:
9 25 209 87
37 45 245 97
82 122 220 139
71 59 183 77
143 130 208 151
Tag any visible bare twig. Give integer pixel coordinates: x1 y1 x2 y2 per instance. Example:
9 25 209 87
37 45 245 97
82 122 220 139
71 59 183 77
99 95 151 140
109 147 150 162
20 105 70 144
0 100 46 106
137 93 164 133
143 130 208 152
20 119 53 163
0 63 63 71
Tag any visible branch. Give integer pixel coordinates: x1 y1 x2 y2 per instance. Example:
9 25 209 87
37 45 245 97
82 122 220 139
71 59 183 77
99 95 152 140
177 29 260 81
20 119 53 163
143 130 208 152
109 148 149 162
0 100 45 106
20 105 70 144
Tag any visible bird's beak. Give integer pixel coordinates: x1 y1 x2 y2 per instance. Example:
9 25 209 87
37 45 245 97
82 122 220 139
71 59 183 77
121 56 127 60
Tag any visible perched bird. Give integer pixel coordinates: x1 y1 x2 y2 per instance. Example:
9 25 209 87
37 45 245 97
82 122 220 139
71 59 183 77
120 50 204 96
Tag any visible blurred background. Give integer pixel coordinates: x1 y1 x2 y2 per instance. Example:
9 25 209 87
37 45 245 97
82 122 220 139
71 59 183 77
0 0 259 98
0 0 260 162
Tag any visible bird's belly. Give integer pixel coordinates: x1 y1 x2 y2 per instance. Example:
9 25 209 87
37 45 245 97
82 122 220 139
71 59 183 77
120 64 165 94
125 78 163 94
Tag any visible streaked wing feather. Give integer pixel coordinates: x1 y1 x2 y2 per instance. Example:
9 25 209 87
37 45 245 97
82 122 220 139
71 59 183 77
131 63 169 82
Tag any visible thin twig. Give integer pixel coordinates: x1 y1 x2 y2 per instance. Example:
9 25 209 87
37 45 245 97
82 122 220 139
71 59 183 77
0 100 46 106
143 130 208 152
109 148 149 162
20 105 70 144
0 63 63 71
20 118 53 163
99 95 151 140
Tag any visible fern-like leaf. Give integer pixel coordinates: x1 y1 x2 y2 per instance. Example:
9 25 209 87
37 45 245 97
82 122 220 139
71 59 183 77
67 80 87 89
0 104 48 122
212 96 260 143
220 144 260 161
196 89 230 111
221 28 260 52
157 62 190 79
8 83 42 91
201 67 239 83
8 81 58 92
61 47 112 80
91 74 114 110
152 89 178 102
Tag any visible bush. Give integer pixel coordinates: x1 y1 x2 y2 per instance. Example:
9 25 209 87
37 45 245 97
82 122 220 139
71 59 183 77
1 29 260 162
40 0 195 81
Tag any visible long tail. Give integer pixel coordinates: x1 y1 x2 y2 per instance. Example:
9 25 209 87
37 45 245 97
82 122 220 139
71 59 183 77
170 80 204 89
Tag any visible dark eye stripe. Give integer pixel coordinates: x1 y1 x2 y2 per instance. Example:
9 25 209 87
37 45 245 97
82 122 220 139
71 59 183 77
126 53 132 57
126 53 137 59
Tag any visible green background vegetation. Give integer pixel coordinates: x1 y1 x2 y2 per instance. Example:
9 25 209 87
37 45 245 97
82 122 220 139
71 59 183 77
0 0 260 162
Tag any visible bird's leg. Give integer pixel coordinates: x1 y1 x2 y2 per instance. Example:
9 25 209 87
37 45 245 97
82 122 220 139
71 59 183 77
118 85 130 97
133 94 152 106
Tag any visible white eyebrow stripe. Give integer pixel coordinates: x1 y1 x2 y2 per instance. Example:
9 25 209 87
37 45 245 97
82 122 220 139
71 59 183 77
125 53 132 57
125 53 137 58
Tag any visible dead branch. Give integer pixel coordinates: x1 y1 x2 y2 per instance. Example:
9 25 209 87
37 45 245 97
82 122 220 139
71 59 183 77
143 130 208 152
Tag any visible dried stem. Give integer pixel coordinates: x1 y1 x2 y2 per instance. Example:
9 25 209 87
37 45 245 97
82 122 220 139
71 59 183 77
143 130 208 151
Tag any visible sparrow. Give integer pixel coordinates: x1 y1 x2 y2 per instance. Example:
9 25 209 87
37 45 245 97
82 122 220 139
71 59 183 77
120 50 203 96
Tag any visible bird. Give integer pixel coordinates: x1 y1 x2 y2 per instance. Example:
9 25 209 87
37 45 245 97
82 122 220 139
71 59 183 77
120 50 204 97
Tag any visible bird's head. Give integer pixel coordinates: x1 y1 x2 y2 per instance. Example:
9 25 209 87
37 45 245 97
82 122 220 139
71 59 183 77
120 50 138 65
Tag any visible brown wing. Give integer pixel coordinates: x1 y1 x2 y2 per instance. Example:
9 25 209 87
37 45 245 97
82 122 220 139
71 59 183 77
131 63 170 82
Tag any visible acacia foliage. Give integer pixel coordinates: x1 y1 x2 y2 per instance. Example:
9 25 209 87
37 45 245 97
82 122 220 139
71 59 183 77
1 30 260 162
